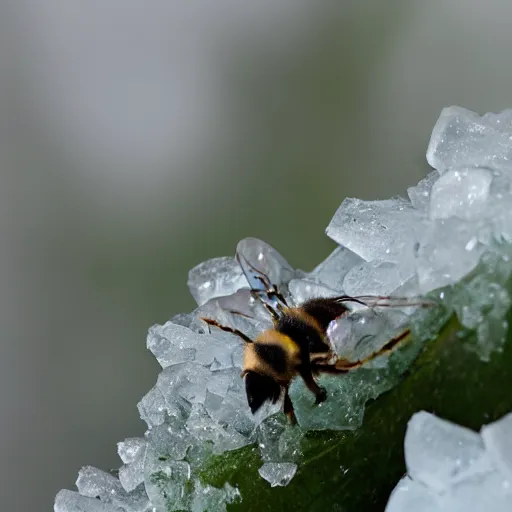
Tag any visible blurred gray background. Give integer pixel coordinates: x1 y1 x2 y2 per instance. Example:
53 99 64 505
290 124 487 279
2 1 512 509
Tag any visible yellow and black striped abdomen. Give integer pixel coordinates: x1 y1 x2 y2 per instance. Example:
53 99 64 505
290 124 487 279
243 330 301 382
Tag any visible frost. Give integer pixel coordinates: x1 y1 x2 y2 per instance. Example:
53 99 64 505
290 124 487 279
386 411 512 512
56 105 512 511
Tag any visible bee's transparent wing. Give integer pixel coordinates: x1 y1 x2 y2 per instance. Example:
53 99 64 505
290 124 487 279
236 237 302 318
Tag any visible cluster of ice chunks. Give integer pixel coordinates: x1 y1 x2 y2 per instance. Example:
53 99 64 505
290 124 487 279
55 106 512 512
385 411 512 512
326 105 512 357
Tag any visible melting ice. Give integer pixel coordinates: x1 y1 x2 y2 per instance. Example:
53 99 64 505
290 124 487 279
56 105 512 511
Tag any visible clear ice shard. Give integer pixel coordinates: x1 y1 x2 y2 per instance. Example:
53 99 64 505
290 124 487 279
54 490 125 512
327 305 408 364
187 256 248 306
407 170 440 211
326 196 424 263
342 260 405 296
427 105 512 173
387 411 512 512
385 476 440 512
429 168 493 221
442 471 512 512
404 411 488 491
256 414 304 463
258 462 298 487
117 439 147 493
308 245 364 292
76 466 149 512
147 321 239 371
117 438 146 464
481 412 512 482
287 278 339 304
415 218 484 294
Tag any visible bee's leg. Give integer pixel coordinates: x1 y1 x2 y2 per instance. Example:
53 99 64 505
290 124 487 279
283 386 297 425
200 317 254 344
334 328 412 371
312 363 349 375
298 365 327 405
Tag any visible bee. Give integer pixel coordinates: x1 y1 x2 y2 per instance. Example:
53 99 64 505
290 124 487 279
202 246 431 425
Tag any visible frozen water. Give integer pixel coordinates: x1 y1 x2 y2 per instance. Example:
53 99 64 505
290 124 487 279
118 438 146 464
156 362 218 405
415 218 484 294
76 466 150 512
407 170 440 211
288 278 340 304
427 105 512 174
144 457 192 512
118 439 147 493
404 411 488 491
326 196 424 263
450 263 511 360
327 305 409 365
187 256 248 306
429 168 493 221
204 382 255 437
387 411 512 512
147 321 240 371
256 414 304 463
385 477 440 512
190 288 274 339
442 471 512 512
481 412 512 482
309 245 364 291
185 403 250 453
119 462 145 494
258 462 298 487
55 490 125 512
137 385 168 427
343 260 406 296
147 323 196 368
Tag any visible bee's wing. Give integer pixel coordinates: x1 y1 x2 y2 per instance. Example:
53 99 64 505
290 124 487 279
236 237 299 318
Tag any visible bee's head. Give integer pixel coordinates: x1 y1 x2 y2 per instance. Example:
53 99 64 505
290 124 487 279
244 370 282 414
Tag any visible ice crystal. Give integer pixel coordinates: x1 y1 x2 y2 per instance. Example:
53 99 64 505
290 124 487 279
386 411 512 511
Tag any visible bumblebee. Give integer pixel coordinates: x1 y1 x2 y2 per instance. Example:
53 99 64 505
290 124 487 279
202 250 429 425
